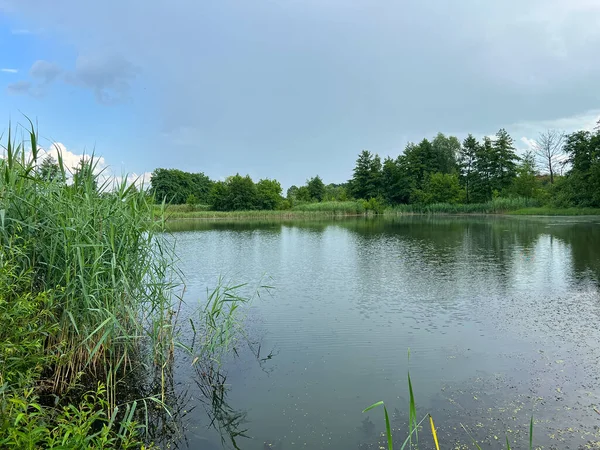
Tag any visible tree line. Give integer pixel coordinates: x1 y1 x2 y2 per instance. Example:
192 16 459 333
148 123 600 211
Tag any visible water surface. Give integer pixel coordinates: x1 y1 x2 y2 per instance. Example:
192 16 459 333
168 216 600 449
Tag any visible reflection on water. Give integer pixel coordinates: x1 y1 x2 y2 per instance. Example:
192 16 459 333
166 215 600 449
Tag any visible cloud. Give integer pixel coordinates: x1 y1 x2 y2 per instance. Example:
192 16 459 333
6 80 32 94
11 28 32 35
65 54 138 105
30 60 61 84
36 142 150 189
2 0 600 186
5 57 136 104
1 68 18 73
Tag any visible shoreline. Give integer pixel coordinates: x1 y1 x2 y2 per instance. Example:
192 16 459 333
160 207 600 222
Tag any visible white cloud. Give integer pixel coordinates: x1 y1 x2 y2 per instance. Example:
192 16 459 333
30 60 61 83
11 28 32 34
1 68 18 73
520 136 537 151
35 143 150 190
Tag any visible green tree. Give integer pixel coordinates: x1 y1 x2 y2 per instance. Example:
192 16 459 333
286 185 299 201
458 135 479 203
381 156 411 204
295 186 311 202
307 175 326 201
431 133 460 175
324 183 348 201
226 174 258 210
412 172 464 204
150 168 213 204
209 181 229 211
471 137 494 202
38 156 62 182
510 151 538 198
556 129 600 207
256 178 283 210
491 128 519 194
349 150 382 199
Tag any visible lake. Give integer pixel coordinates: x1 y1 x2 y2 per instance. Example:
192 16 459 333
165 215 600 450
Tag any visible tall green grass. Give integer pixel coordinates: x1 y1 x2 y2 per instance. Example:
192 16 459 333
0 122 175 404
291 200 366 214
0 121 191 447
160 201 367 220
508 206 600 216
387 197 541 215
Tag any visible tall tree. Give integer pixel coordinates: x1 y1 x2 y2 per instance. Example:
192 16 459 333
458 135 479 203
472 137 494 202
150 168 213 204
533 130 564 184
431 132 460 175
350 150 382 199
286 185 299 201
381 156 411 204
510 151 538 198
307 175 326 201
559 130 600 207
209 174 258 211
491 128 519 194
256 178 283 210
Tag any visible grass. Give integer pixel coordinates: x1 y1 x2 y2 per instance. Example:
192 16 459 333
158 200 366 220
158 198 600 222
0 120 252 448
508 206 600 216
387 197 541 215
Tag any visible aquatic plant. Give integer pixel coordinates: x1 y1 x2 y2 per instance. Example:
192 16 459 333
363 351 534 450
0 120 252 447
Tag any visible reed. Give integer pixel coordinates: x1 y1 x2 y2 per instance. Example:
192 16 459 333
363 353 534 450
387 197 541 215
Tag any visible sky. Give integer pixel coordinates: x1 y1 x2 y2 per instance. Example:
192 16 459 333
1 0 599 189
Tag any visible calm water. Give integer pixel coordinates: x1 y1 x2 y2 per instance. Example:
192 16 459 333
166 216 600 450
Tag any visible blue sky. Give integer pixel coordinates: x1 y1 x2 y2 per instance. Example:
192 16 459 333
1 0 599 188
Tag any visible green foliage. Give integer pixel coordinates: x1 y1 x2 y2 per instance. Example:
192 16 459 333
323 183 348 202
412 172 465 205
0 384 144 449
72 157 99 193
295 186 312 202
509 151 539 199
186 193 198 205
291 201 365 214
37 155 63 182
306 175 326 202
381 156 411 205
150 168 213 204
362 197 385 214
458 134 479 203
389 197 539 214
210 174 258 211
350 150 383 200
0 289 57 387
0 122 176 447
256 178 283 210
554 129 600 207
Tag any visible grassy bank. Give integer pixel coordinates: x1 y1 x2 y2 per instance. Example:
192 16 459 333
508 207 600 216
159 198 600 221
159 200 367 219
